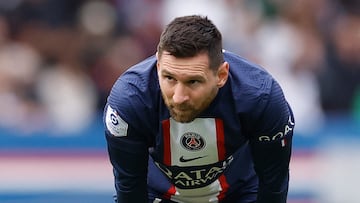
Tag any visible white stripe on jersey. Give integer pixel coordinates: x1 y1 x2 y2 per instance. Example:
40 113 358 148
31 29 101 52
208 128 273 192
169 118 220 166
166 118 227 202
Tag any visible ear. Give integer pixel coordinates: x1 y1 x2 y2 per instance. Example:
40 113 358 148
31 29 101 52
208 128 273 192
155 52 160 71
156 52 160 71
217 62 229 87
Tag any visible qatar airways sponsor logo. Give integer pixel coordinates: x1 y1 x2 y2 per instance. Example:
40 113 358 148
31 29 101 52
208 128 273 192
258 115 294 142
155 156 233 189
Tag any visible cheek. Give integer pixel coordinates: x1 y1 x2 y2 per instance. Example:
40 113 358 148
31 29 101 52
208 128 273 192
198 85 218 104
159 81 173 99
191 87 211 104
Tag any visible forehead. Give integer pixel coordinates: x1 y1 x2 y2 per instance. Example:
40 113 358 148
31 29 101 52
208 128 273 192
158 52 210 74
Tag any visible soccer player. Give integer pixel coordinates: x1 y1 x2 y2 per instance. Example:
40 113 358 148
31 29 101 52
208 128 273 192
104 15 295 203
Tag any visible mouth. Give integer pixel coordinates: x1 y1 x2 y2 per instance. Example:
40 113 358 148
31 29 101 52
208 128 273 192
171 105 191 113
168 105 198 123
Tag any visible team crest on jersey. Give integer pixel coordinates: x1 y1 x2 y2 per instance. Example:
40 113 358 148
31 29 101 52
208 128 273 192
105 105 128 137
180 132 206 151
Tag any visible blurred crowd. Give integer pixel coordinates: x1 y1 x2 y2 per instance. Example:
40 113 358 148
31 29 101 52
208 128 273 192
0 0 359 135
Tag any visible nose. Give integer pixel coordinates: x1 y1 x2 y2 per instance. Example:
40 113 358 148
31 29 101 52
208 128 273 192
172 84 189 104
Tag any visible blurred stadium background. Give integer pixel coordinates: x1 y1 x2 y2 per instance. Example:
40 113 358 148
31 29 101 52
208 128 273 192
0 0 359 202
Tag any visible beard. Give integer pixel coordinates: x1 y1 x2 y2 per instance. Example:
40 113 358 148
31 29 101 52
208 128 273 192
162 86 218 123
168 103 200 123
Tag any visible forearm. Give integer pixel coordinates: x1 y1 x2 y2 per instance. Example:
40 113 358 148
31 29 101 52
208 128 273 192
256 169 289 203
106 132 149 203
114 175 148 202
252 134 292 203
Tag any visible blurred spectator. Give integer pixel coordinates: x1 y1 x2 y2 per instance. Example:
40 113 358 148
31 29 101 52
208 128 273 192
86 35 146 110
161 0 229 33
113 0 163 56
35 63 97 134
0 40 47 133
318 12 360 114
0 0 97 134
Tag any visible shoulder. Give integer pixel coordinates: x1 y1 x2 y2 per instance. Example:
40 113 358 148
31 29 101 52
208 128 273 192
224 50 273 91
106 55 160 130
223 51 292 134
109 55 158 103
224 50 276 111
113 55 158 93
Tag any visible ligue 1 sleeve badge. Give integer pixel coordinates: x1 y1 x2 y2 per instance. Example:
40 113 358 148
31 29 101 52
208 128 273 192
105 105 128 137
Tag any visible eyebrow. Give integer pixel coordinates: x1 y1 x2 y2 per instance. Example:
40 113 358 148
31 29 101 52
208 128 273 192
160 69 205 81
160 69 174 76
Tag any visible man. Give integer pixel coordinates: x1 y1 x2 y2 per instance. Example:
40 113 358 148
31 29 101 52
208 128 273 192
104 15 294 203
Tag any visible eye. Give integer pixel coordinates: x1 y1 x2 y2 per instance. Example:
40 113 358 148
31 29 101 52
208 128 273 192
162 75 177 84
188 80 199 85
165 75 174 81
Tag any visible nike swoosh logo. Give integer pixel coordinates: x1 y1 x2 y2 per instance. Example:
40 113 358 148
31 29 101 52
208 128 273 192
179 155 207 163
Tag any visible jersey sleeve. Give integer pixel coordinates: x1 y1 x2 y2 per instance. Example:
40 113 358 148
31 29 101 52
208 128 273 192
104 77 151 203
247 80 295 203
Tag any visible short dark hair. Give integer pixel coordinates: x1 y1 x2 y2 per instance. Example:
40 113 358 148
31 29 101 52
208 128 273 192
157 15 224 71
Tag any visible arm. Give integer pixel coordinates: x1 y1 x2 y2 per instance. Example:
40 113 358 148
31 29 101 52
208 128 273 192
105 127 149 202
248 81 295 203
104 104 149 203
103 59 159 202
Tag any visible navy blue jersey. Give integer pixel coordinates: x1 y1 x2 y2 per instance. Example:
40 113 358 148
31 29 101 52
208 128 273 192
104 50 294 203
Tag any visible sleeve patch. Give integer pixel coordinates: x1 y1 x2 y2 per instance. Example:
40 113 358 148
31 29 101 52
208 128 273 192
105 105 128 137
